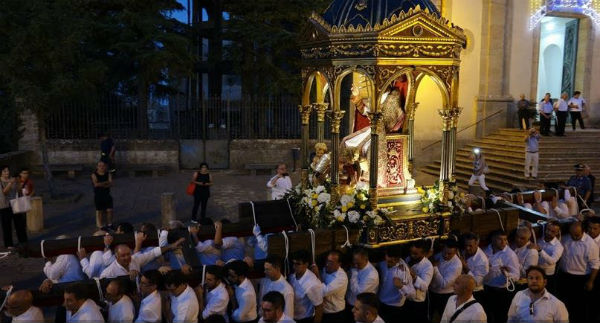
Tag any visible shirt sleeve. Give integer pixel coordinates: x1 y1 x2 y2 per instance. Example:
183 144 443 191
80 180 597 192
202 292 229 319
413 265 434 292
432 260 462 290
232 288 255 322
196 240 215 253
306 283 324 306
159 230 169 247
133 247 162 267
80 258 92 279
44 256 67 282
506 292 521 323
440 297 453 323
322 272 348 298
587 240 600 270
467 257 489 288
361 268 379 294
506 253 521 282
266 176 278 188
539 243 564 267
554 299 569 323
103 250 115 267
521 250 539 277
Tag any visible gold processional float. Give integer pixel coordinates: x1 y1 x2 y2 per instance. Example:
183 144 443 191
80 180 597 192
289 0 473 247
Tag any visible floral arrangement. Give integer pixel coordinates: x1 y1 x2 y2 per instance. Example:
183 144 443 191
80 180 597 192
419 180 463 215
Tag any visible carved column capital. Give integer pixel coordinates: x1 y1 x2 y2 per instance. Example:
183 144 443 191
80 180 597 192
328 110 346 134
313 103 329 122
298 105 313 125
438 109 454 131
450 107 462 129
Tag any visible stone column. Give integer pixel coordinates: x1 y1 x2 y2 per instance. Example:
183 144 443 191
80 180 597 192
313 103 328 142
407 102 420 174
161 192 176 227
438 109 454 182
298 105 313 188
26 197 44 232
328 110 345 205
368 112 383 209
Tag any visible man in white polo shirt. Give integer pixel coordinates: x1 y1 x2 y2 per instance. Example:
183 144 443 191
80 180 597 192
568 91 586 130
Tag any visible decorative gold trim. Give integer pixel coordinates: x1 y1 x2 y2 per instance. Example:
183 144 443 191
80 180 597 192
328 110 346 134
298 105 313 125
313 103 329 122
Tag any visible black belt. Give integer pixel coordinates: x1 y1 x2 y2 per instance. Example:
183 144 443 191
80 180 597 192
527 151 538 153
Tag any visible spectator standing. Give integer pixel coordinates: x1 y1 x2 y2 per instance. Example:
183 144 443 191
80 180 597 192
517 94 531 130
566 164 592 211
191 162 213 222
12 168 33 243
468 148 489 192
440 275 487 323
92 161 113 229
524 128 540 179
267 163 292 200
584 165 595 207
538 93 554 136
99 132 116 173
0 165 24 249
568 91 586 130
553 92 569 136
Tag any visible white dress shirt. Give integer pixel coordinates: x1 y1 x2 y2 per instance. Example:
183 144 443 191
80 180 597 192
100 259 141 279
440 295 487 323
135 290 162 323
559 233 600 275
260 275 295 319
80 250 108 278
12 306 44 323
135 246 164 272
554 98 568 112
483 245 520 288
289 270 323 320
221 237 245 262
593 234 600 249
267 175 292 200
406 256 434 302
231 278 258 323
568 97 585 112
44 254 86 283
464 248 489 292
195 240 221 265
108 294 135 323
202 282 229 320
513 242 539 278
356 316 385 323
67 298 105 323
377 260 415 307
320 267 348 313
170 285 200 323
346 262 379 306
430 253 463 294
538 237 564 276
258 313 296 323
507 289 568 323
541 201 570 219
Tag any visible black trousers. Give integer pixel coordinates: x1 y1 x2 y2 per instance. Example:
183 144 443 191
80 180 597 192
518 110 530 129
482 285 514 323
322 311 346 322
379 303 406 323
295 317 314 323
429 292 452 323
558 272 592 323
570 111 585 130
555 111 568 135
192 193 209 221
1 207 27 247
546 274 557 295
404 299 429 323
540 115 551 135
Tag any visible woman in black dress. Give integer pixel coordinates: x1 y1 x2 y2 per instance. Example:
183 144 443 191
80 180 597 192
191 162 213 222
92 160 113 229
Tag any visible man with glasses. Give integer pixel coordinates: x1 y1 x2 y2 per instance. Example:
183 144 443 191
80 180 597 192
165 270 199 323
259 291 294 323
310 250 348 322
136 270 163 323
507 266 567 323
225 260 258 323
288 250 323 323
259 255 295 319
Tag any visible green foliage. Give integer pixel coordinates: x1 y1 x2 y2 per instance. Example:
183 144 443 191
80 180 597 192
223 0 330 97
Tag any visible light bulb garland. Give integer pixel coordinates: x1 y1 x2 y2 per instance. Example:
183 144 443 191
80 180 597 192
530 0 600 30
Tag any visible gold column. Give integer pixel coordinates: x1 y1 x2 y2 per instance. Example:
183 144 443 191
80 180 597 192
313 103 328 142
407 102 420 174
299 104 313 188
438 109 454 182
450 107 462 177
368 112 383 209
329 110 345 205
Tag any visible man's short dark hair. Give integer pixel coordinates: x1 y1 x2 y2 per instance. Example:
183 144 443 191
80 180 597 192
328 250 343 262
385 246 402 258
108 279 127 296
164 270 187 287
140 223 157 236
64 283 87 300
356 292 379 313
586 216 600 225
226 260 249 277
353 247 369 258
411 239 430 252
462 232 479 243
19 167 29 173
574 91 581 96
265 255 283 270
117 222 134 234
291 250 311 264
205 314 227 323
206 265 223 281
489 229 507 240
142 270 163 288
262 291 285 310
526 266 547 280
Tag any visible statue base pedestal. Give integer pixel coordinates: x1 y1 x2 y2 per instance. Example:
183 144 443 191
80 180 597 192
362 211 451 248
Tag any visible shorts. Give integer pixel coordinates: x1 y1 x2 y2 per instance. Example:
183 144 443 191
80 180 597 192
95 194 113 211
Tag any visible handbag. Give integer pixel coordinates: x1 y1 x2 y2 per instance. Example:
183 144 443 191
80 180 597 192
10 191 32 213
186 182 196 195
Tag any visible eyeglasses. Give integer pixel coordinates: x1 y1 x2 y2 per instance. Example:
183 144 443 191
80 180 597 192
529 302 534 315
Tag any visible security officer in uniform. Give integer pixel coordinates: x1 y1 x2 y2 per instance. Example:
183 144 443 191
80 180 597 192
566 164 592 211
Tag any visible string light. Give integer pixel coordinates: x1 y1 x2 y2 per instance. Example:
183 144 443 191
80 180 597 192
529 0 600 30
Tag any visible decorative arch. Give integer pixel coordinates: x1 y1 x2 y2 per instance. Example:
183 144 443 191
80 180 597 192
414 68 450 109
333 67 377 112
302 71 334 106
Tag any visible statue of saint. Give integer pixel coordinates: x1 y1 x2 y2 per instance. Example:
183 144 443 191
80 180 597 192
351 85 371 132
311 142 330 186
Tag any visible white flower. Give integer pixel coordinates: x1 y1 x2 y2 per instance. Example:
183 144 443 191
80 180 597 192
356 182 368 191
334 209 346 222
366 210 376 219
348 210 360 223
317 192 331 204
315 204 322 212
340 195 354 206
315 185 326 194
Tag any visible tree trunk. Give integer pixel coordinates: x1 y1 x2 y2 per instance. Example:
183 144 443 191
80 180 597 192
137 79 149 138
37 113 57 198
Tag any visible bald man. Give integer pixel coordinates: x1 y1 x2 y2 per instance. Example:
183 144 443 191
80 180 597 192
4 290 44 322
440 275 487 323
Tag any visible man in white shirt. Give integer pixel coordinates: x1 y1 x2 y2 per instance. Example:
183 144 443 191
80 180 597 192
460 233 489 300
4 290 45 323
512 226 539 282
507 266 568 323
259 255 295 319
64 283 105 323
165 270 200 323
78 231 113 278
309 250 348 322
259 291 295 323
429 239 463 321
106 279 135 323
101 244 141 279
198 265 229 321
225 260 258 323
189 221 223 265
483 229 520 323
42 235 86 283
553 92 569 136
288 250 323 323
568 90 586 130
558 220 599 323
346 248 379 308
529 221 563 294
351 293 385 323
136 270 163 323
266 164 292 200
404 239 433 323
377 247 414 323
587 216 600 322
440 275 487 323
